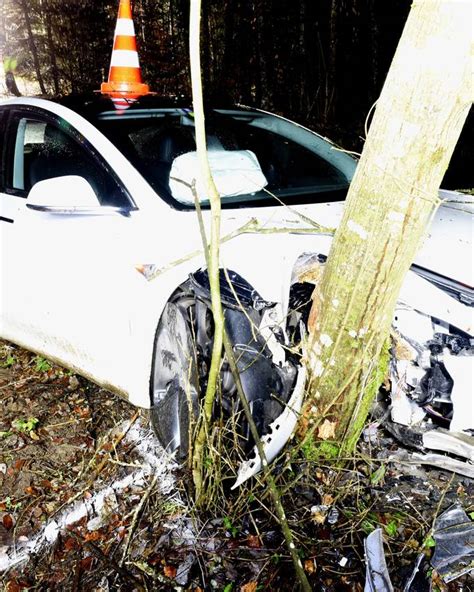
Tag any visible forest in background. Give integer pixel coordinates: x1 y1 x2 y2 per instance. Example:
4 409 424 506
0 0 472 188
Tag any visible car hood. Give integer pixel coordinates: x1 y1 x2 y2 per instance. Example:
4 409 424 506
415 189 473 288
228 189 473 290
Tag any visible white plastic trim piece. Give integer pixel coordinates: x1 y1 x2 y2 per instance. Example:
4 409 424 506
443 351 474 432
399 271 473 336
232 364 306 489
422 429 474 461
411 452 474 479
364 528 394 592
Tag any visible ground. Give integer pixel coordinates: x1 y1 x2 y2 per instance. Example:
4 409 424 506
0 340 472 591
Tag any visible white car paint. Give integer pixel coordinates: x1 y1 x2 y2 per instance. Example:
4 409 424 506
0 97 472 422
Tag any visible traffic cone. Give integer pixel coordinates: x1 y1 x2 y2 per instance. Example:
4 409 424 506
101 0 149 108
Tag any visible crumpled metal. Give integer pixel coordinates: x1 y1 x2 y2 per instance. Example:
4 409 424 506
431 503 474 582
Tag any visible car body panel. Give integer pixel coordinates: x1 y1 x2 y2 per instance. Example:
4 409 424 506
0 96 472 420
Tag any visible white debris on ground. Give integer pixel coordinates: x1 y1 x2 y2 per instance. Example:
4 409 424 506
0 418 182 573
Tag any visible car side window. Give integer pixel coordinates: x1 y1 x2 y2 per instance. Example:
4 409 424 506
8 114 131 208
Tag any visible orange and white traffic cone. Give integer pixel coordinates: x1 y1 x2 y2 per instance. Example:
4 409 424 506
101 0 150 108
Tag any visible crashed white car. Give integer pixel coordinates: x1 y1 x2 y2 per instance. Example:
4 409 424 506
0 96 472 478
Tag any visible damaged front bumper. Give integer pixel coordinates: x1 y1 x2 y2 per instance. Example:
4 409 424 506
151 253 473 485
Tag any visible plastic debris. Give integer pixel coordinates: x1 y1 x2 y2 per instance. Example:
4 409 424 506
327 507 340 525
339 556 349 567
403 554 432 592
411 452 474 479
422 428 474 462
364 528 394 592
363 422 379 444
431 503 474 582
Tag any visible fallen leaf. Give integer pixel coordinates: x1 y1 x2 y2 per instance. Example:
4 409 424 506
3 514 14 530
246 534 261 548
311 511 326 525
6 581 21 592
317 419 336 440
80 556 94 570
32 506 43 518
240 583 258 592
393 335 416 361
84 530 102 542
63 537 78 551
163 565 177 578
29 431 40 441
147 553 161 565
322 494 334 506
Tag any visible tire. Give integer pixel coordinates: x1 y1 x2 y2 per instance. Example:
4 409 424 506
150 296 199 459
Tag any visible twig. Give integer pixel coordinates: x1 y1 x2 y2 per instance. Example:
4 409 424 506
67 528 145 591
189 0 225 502
425 472 456 546
223 330 312 592
146 218 330 281
120 472 160 566
44 417 92 430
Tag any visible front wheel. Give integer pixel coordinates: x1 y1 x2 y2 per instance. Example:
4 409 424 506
150 294 199 459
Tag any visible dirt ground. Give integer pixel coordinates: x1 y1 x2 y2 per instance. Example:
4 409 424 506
0 339 472 591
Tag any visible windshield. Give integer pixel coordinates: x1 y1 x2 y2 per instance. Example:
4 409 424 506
92 106 356 209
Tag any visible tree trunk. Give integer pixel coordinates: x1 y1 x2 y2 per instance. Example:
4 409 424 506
323 0 337 125
303 0 471 456
43 1 60 95
19 0 46 95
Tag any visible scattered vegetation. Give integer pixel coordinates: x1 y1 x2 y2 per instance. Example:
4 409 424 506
2 339 472 590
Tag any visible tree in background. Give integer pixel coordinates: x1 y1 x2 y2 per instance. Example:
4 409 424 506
301 0 471 457
0 0 410 141
1 0 116 95
2 0 471 188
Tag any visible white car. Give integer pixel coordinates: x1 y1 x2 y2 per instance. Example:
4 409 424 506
0 96 472 480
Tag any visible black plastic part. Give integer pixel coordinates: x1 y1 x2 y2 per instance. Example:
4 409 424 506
419 361 454 405
431 503 474 582
151 269 297 456
431 332 474 355
190 268 272 311
223 306 296 444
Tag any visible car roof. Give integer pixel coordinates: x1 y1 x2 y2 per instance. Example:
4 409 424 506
58 93 243 120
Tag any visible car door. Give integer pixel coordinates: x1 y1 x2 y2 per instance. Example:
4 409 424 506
0 106 141 390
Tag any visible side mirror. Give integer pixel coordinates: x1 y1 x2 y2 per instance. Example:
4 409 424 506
26 175 100 212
